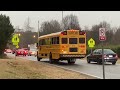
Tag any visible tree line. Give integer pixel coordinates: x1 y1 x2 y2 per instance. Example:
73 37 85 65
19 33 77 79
1 14 120 55
39 14 120 47
86 21 120 46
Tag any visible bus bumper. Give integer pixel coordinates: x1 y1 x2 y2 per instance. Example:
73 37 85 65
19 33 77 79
60 54 86 59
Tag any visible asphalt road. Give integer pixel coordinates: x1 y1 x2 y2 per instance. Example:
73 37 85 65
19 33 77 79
6 53 120 79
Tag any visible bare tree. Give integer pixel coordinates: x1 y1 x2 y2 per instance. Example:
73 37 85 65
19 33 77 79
84 26 90 31
40 20 62 36
113 27 120 45
90 24 100 45
100 21 111 31
89 21 113 46
62 14 81 30
84 26 92 43
24 17 34 32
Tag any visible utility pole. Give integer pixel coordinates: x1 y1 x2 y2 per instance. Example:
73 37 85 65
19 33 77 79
102 22 105 79
38 21 39 46
99 22 105 79
62 11 64 31
28 17 30 31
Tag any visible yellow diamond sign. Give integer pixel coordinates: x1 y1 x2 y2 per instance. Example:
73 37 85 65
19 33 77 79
13 42 18 45
16 45 19 48
88 38 95 48
12 34 20 43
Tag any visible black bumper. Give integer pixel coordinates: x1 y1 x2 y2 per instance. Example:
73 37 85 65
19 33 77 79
104 59 117 62
60 54 86 59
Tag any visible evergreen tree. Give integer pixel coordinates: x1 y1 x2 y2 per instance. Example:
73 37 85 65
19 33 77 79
0 14 15 55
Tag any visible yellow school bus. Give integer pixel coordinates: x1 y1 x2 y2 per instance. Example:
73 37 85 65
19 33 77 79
36 29 86 64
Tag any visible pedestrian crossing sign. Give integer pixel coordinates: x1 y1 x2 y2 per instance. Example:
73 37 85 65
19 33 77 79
12 34 20 43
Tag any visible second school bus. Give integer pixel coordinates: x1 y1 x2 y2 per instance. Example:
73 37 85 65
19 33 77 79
36 29 86 64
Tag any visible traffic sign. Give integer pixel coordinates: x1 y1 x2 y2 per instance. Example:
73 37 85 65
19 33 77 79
99 28 106 41
16 45 19 48
12 34 20 43
13 42 18 45
88 38 95 48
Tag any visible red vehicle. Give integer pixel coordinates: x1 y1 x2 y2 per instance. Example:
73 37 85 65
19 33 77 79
21 48 29 55
15 49 27 56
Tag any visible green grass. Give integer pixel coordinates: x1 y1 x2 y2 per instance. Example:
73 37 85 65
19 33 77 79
0 53 9 59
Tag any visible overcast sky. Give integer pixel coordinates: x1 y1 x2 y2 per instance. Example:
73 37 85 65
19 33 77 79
0 11 120 31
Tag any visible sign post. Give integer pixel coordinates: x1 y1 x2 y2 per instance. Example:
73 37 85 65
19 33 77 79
12 34 20 60
99 28 106 79
88 38 95 54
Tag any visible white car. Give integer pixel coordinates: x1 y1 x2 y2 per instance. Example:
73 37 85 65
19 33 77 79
28 49 37 56
5 49 12 53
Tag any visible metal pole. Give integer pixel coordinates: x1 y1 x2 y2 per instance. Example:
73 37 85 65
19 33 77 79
91 48 92 53
38 21 39 46
21 32 22 48
15 47 16 60
91 48 92 54
102 22 105 79
62 11 64 31
102 41 105 79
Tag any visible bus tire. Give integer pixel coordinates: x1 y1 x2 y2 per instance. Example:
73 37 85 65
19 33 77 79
68 59 76 64
37 56 41 61
54 59 59 63
49 53 53 64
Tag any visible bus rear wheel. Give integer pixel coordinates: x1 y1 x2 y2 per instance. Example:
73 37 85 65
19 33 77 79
68 59 76 64
54 59 59 64
37 56 41 61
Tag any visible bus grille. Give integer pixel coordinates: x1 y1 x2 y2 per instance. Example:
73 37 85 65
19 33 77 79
69 48 78 52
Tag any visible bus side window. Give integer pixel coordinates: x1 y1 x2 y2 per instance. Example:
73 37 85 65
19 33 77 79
39 39 41 45
79 38 85 44
45 38 48 45
49 37 59 44
52 38 54 44
57 37 59 44
49 38 52 45
41 39 45 45
45 38 51 45
43 39 46 45
62 38 67 44
53 37 57 44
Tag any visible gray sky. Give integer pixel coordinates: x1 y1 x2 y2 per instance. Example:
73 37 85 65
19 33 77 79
0 11 120 31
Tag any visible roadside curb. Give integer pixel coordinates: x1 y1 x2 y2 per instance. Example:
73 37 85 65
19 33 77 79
46 63 102 79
